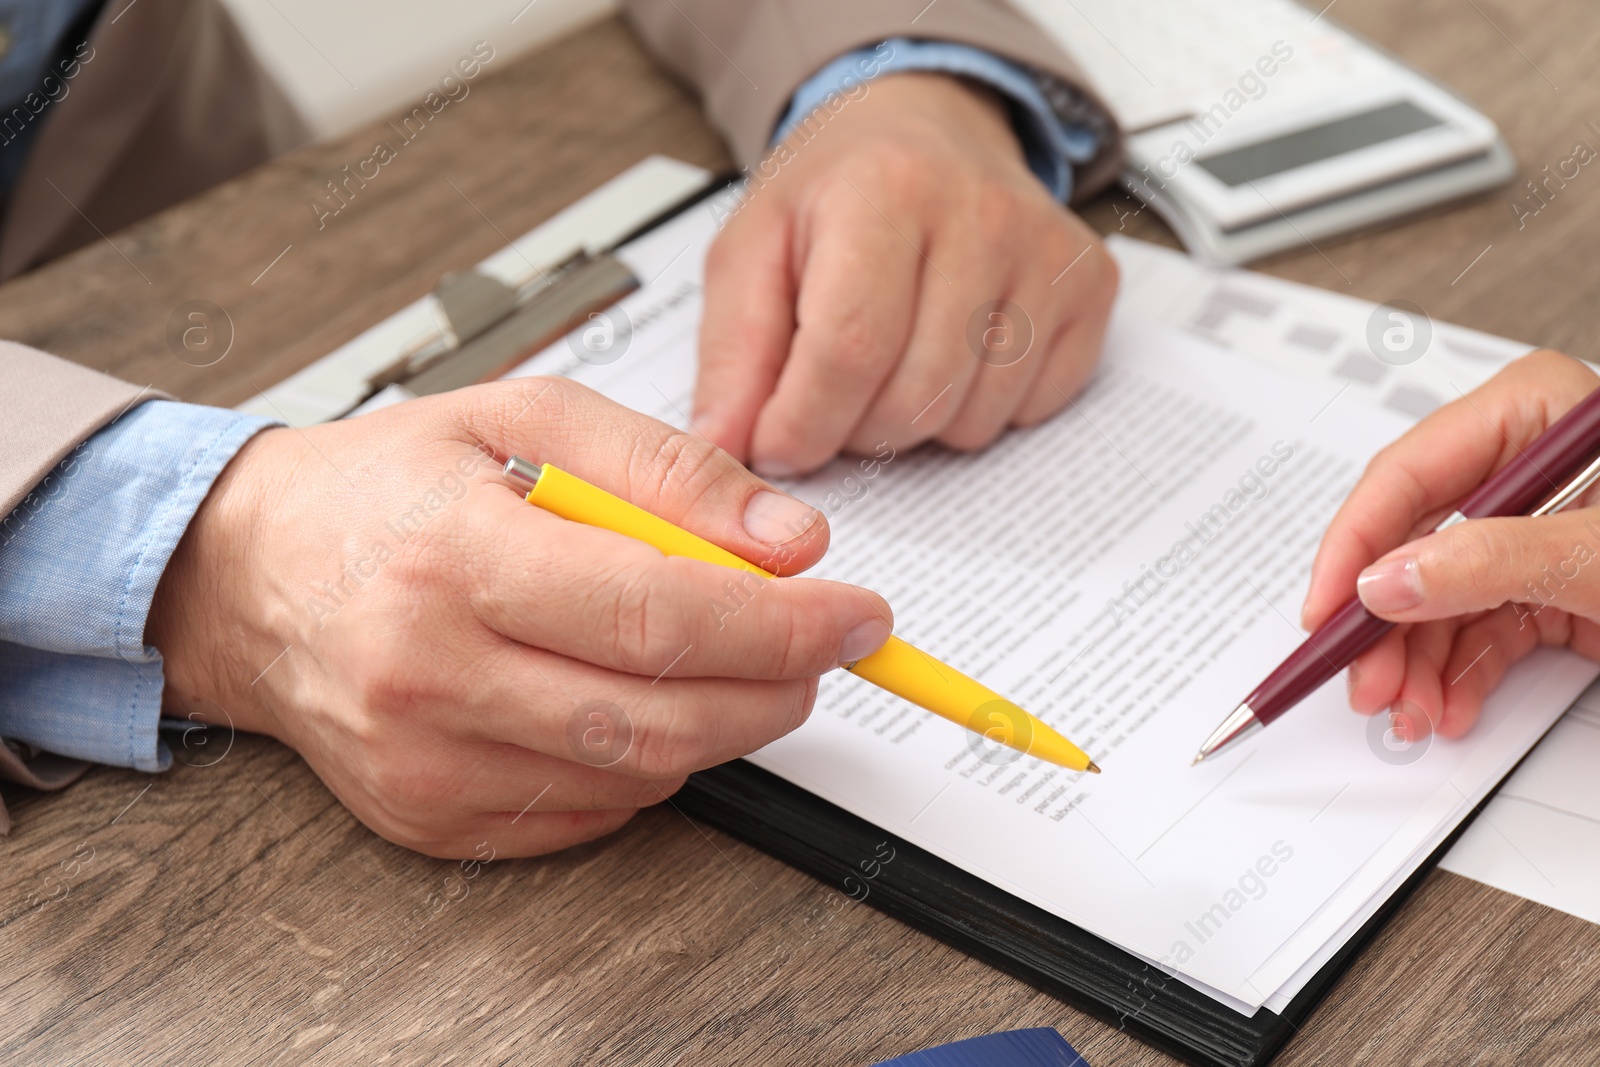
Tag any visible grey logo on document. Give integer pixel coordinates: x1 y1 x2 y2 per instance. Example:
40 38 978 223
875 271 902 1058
566 306 633 366
966 300 1034 368
1365 300 1432 367
166 300 234 367
963 699 1034 767
1366 700 1432 766
565 699 634 768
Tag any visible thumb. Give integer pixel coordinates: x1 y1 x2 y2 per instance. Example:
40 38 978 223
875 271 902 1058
692 202 795 464
447 376 830 575
1356 509 1600 622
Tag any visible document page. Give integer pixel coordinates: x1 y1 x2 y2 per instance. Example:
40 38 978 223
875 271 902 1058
506 203 1599 1012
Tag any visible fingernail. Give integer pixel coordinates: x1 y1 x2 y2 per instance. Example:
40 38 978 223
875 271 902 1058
1389 706 1410 744
839 618 891 666
753 459 798 479
692 409 724 444
1357 557 1423 615
743 490 818 546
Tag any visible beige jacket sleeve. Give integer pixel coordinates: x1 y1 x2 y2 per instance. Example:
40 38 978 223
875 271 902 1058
0 344 165 827
0 0 299 820
619 0 1123 198
0 0 306 281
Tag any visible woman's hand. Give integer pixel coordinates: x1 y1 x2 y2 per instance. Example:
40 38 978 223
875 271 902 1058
1302 349 1600 741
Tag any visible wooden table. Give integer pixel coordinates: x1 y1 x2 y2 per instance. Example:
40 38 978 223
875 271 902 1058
4 5 1599 1064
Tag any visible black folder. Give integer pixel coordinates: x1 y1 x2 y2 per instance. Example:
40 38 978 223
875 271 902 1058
677 759 1494 1067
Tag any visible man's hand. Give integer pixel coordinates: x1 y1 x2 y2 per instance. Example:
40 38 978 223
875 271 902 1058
147 380 892 858
696 72 1117 477
1302 350 1600 741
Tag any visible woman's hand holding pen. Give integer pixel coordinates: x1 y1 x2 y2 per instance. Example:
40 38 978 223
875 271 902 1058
1302 350 1600 742
693 72 1118 478
146 379 892 859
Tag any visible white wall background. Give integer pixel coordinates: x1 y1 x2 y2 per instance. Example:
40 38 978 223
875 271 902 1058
221 0 616 140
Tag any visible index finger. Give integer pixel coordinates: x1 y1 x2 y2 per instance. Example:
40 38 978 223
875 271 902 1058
747 187 921 476
693 192 797 462
1302 350 1599 630
445 376 831 576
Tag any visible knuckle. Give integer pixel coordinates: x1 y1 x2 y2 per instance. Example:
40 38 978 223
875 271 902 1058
600 560 690 674
632 429 733 518
630 693 718 779
466 374 581 441
1522 348 1580 377
523 373 578 411
869 365 961 434
1449 525 1517 598
351 645 429 717
808 309 881 372
975 188 1025 243
769 592 818 678
862 138 926 192
1363 445 1427 512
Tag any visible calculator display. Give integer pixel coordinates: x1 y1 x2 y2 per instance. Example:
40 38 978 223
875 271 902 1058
1197 101 1444 187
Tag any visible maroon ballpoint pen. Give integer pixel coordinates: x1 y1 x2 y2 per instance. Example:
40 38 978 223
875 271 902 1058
1192 384 1600 764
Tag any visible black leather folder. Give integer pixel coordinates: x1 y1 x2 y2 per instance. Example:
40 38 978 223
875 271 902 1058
679 759 1492 1067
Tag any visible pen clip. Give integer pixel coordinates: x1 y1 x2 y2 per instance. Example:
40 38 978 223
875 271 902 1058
1530 450 1600 518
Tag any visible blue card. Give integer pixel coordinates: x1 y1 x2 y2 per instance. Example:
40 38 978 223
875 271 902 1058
874 1028 1089 1066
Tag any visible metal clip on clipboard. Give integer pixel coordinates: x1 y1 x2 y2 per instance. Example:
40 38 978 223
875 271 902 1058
344 172 736 411
357 249 639 404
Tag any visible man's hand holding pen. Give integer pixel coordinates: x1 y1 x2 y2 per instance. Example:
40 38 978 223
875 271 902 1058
147 379 894 858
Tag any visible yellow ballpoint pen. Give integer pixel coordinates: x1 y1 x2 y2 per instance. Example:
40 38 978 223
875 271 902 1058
502 456 1100 774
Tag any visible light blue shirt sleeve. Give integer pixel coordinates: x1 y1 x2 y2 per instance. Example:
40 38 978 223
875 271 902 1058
0 400 276 771
776 37 1107 203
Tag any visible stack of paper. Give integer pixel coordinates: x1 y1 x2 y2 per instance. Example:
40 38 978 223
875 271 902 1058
498 202 1598 1015
1112 235 1600 933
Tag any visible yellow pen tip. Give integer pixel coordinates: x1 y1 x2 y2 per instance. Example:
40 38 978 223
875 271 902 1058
1190 753 1205 767
1086 760 1102 774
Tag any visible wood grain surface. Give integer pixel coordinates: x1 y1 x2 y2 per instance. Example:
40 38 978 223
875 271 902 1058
2 4 1599 1065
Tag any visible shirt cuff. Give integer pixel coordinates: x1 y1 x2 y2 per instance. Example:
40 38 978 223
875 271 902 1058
0 644 170 771
0 400 276 770
774 38 1106 203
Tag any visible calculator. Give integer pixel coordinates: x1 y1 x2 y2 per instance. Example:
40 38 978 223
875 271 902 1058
1011 0 1516 263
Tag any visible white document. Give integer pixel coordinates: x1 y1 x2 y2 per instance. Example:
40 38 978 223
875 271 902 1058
1107 234 1600 941
1439 688 1600 925
262 154 1600 963
500 202 1598 1014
